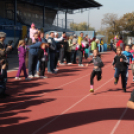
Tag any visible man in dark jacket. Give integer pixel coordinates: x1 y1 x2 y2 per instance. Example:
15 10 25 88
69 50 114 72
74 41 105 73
0 32 12 98
47 32 57 74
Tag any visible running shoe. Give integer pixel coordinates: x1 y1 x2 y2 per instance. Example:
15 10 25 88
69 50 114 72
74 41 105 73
114 79 118 85
90 89 94 93
28 75 34 78
68 63 72 65
123 88 126 92
98 77 102 81
25 78 31 81
78 64 84 67
40 76 48 79
59 63 65 65
34 74 40 78
15 77 21 80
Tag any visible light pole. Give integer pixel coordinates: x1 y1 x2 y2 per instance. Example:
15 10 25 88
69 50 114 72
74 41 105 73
113 21 115 44
87 9 90 31
113 21 115 37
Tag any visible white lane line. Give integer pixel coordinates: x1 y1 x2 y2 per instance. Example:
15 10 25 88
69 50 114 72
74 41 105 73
110 108 128 134
32 77 114 134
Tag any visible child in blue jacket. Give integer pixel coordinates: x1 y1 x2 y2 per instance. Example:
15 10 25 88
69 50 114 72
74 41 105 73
122 45 134 84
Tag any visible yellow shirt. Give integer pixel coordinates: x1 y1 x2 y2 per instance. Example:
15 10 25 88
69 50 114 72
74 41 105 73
78 36 83 46
100 40 104 45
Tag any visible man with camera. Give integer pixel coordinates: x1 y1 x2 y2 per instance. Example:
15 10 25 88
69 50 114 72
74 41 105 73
0 32 12 98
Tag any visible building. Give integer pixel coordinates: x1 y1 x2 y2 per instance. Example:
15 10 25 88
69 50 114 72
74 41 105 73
0 0 102 45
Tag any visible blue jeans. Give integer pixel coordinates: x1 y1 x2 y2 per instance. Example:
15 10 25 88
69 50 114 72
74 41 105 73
71 50 77 63
28 53 38 76
100 45 104 52
50 52 56 72
36 60 40 72
114 68 126 89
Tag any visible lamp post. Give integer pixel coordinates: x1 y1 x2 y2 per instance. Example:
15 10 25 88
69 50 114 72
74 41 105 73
113 21 115 44
113 21 115 37
87 9 90 31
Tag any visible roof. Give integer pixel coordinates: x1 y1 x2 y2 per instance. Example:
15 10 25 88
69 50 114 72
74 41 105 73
19 0 102 13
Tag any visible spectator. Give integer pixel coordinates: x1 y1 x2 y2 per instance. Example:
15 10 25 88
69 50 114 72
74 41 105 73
77 32 84 67
71 34 77 64
0 32 12 98
91 37 97 52
100 38 104 52
15 40 30 81
59 32 66 65
116 36 124 51
47 32 57 74
36 32 47 76
54 32 63 70
38 43 49 78
28 41 41 78
128 38 133 48
29 23 38 43
0 63 8 98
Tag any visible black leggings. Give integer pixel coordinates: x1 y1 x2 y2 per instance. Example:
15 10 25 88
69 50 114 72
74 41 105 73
90 70 102 85
55 52 59 69
115 71 126 89
39 61 46 76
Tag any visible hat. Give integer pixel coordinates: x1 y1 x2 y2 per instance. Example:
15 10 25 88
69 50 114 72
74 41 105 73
0 32 6 38
74 34 76 37
31 23 35 28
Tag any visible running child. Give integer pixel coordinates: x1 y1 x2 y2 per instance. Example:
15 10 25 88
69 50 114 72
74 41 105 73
130 44 134 82
15 40 30 80
122 45 134 84
112 47 129 92
38 43 48 78
86 49 103 92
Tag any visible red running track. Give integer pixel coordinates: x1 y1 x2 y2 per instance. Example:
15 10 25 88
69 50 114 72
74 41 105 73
0 51 134 134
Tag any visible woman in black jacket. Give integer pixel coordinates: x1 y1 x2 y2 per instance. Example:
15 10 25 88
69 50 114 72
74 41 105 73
38 43 49 78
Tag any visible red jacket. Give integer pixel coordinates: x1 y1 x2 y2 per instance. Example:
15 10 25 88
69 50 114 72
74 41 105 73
116 40 123 47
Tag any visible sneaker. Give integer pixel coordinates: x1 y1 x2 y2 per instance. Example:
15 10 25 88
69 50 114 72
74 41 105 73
29 75 34 78
114 79 118 85
52 71 57 74
78 64 84 67
47 71 52 74
34 74 39 78
40 76 48 79
59 63 65 65
15 77 21 80
54 68 59 71
90 89 94 93
123 88 126 92
25 78 31 81
68 63 72 65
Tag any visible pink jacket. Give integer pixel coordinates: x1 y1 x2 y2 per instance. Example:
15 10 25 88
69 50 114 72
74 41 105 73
29 28 38 42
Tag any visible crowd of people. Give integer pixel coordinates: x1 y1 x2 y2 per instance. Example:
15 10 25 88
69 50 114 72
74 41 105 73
0 23 103 98
1 22 134 108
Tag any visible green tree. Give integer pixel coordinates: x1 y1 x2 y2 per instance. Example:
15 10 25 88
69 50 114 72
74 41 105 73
70 22 94 31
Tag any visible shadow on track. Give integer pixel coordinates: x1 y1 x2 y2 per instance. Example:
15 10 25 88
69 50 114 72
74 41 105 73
0 108 133 134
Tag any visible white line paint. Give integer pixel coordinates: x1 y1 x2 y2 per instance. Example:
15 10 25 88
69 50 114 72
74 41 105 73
32 77 114 134
110 108 128 134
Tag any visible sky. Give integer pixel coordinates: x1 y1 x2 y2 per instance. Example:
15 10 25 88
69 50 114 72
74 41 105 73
59 0 134 31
